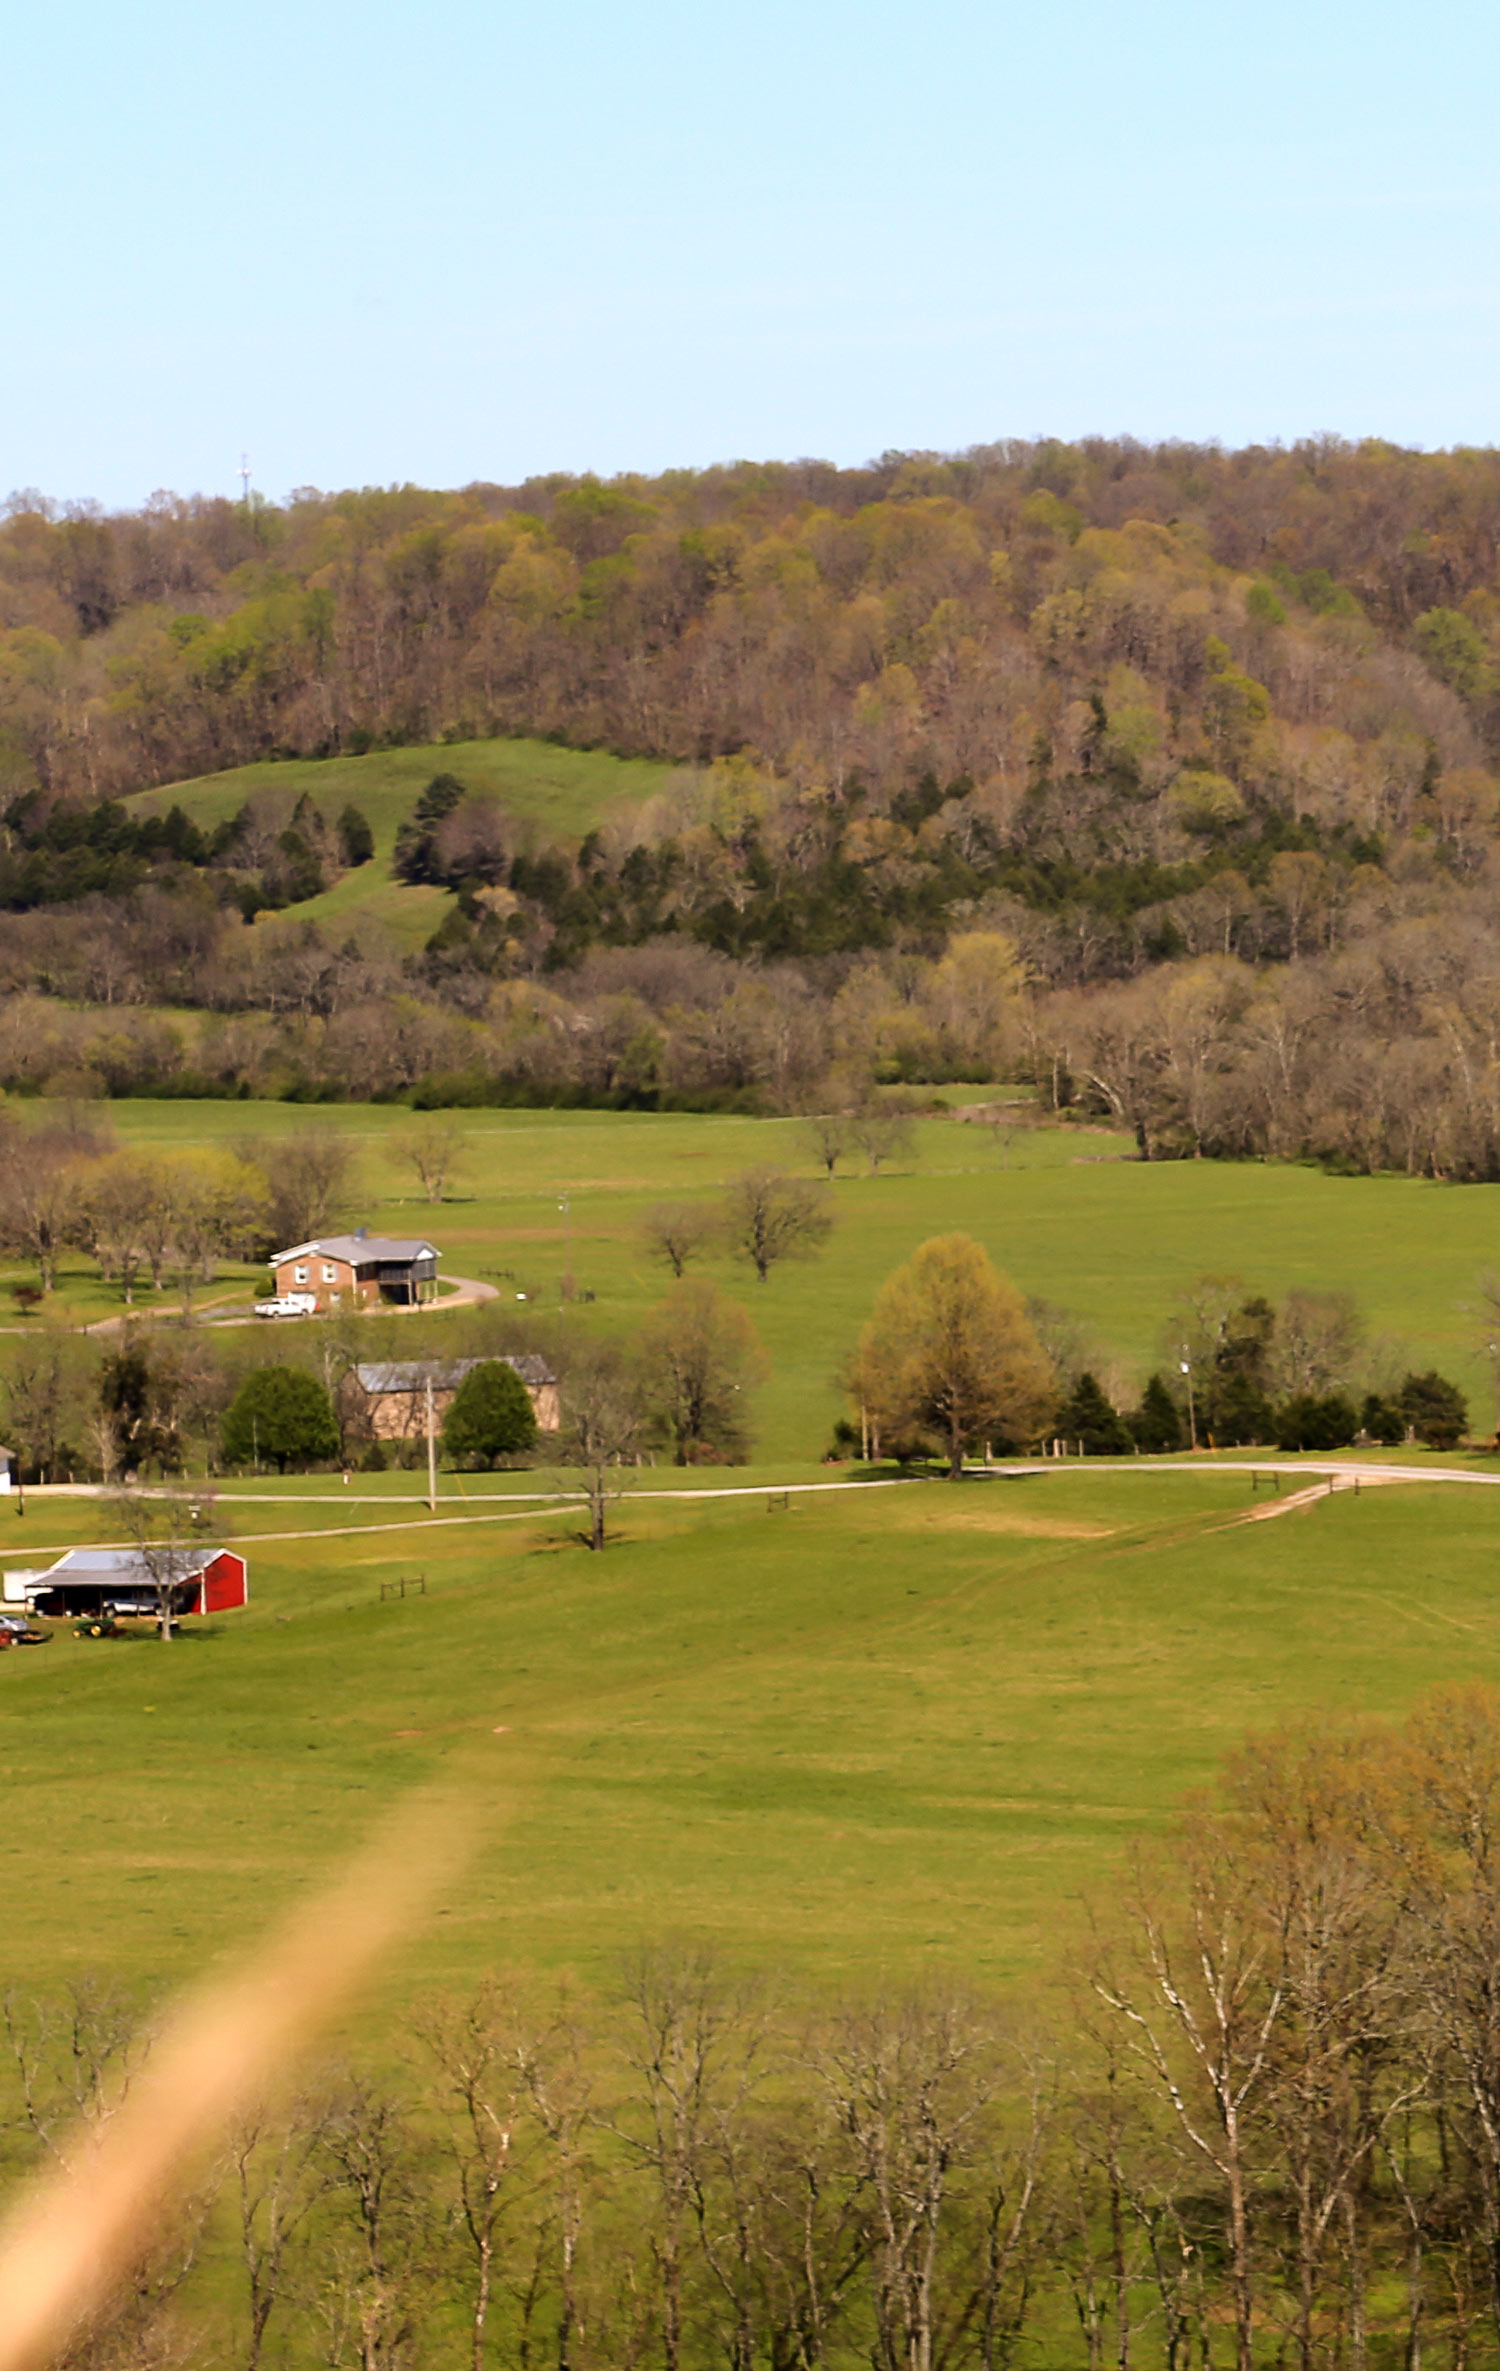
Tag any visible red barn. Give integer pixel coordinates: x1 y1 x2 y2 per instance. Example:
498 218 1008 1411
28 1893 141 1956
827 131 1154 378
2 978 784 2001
31 1547 249 1619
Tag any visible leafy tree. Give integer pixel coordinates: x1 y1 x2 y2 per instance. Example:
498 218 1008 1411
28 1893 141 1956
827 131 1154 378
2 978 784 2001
1397 1370 1468 1451
1274 1391 1359 1452
1129 1373 1183 1454
639 1279 768 1465
1245 582 1287 626
1413 608 1497 707
441 1361 538 1468
1056 1371 1132 1456
336 804 374 866
852 1233 1056 1478
221 1367 339 1473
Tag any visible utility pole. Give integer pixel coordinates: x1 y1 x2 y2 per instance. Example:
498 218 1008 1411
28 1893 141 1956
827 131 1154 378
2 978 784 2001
1180 1347 1197 1451
425 1375 437 1512
552 1194 571 1308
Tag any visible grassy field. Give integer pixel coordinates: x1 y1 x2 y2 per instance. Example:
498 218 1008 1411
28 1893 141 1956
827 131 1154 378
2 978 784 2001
123 735 677 947
12 1098 1498 1458
7 1090 1500 2033
0 1468 1494 2023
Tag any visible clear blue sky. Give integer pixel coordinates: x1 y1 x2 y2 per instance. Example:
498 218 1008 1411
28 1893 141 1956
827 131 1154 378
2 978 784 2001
6 0 1499 509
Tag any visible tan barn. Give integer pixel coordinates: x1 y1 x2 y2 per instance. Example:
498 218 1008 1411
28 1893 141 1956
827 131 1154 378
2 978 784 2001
350 1356 559 1443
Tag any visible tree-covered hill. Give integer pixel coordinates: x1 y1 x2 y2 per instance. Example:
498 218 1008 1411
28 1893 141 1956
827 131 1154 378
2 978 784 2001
5 438 1500 804
7 439 1500 1172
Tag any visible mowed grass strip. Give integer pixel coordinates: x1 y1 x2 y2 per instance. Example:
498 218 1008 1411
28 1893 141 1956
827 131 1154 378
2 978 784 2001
0 1474 1494 2017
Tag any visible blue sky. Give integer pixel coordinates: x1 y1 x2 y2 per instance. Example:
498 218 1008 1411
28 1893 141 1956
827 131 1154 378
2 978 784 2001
6 0 1498 508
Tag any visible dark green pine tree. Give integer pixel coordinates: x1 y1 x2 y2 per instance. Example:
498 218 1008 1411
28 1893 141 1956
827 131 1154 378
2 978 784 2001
1129 1373 1184 1454
1056 1371 1134 1456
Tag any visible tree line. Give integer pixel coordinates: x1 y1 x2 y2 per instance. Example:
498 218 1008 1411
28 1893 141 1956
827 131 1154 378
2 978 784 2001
16 1685 1500 2371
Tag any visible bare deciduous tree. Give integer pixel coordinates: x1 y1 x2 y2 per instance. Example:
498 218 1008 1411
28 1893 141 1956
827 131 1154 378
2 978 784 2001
417 1981 528 2371
395 1114 469 1206
641 1201 714 1279
799 1111 853 1182
231 2093 333 2371
556 1341 647 1549
849 1101 918 1177
108 1480 220 1643
721 1168 832 1285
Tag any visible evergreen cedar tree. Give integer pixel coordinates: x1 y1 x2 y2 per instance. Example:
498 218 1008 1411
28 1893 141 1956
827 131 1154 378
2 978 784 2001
221 1367 339 1473
1130 1373 1184 1453
336 803 374 866
853 1233 1056 1475
1397 1369 1469 1450
440 1360 538 1468
1056 1370 1134 1456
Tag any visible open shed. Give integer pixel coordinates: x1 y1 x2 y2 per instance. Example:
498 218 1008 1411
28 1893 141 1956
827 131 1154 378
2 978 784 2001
31 1547 249 1620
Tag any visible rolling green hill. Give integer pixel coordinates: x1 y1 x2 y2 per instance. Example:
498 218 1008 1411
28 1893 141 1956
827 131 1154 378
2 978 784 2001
124 736 678 948
0 1468 1494 2008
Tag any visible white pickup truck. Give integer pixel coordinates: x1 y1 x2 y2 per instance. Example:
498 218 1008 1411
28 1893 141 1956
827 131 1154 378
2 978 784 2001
252 1292 318 1320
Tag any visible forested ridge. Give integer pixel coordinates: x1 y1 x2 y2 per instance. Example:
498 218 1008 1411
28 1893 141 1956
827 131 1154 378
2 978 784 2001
9 439 1500 1170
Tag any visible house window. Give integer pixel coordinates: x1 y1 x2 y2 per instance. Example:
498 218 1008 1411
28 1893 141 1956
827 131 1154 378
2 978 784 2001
321 1264 338 1283
293 1265 309 1284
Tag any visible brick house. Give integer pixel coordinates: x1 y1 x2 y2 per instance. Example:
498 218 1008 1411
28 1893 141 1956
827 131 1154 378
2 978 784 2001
349 1355 559 1442
271 1228 439 1310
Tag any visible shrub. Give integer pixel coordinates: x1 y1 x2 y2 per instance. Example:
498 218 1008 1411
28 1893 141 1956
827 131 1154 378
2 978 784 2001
1274 1391 1359 1453
1360 1394 1406 1447
1397 1370 1468 1452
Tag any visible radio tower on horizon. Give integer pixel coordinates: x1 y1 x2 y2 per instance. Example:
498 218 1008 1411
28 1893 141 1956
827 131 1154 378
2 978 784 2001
239 452 251 507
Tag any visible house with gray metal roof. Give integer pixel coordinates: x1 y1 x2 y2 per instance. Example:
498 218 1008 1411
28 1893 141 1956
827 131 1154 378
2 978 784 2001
271 1227 439 1310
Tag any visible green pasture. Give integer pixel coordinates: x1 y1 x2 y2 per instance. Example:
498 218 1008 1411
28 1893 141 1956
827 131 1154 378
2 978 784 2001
0 1470 1494 2021
12 1098 1500 1459
123 735 677 947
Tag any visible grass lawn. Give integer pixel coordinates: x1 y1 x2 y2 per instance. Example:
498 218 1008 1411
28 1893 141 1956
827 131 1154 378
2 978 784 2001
11 1099 1496 1460
0 1470 1493 2026
123 735 678 948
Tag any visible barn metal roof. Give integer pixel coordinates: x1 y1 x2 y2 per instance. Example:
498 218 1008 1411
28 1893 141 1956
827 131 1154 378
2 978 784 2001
354 1354 555 1394
45 1547 219 1581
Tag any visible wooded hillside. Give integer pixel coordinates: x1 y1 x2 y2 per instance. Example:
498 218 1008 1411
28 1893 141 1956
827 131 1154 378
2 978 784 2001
7 438 1500 799
8 439 1500 1172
